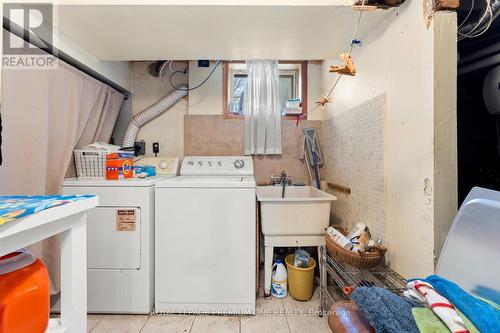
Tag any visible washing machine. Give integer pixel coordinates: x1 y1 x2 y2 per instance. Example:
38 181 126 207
155 156 256 315
62 157 179 314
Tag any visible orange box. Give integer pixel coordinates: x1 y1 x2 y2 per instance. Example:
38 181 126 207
0 254 49 333
106 157 134 180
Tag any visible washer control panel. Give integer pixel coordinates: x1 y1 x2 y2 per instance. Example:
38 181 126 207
180 156 254 176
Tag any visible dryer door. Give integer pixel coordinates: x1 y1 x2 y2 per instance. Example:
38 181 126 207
87 206 141 270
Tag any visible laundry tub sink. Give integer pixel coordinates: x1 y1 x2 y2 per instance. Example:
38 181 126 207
257 185 337 236
257 185 336 296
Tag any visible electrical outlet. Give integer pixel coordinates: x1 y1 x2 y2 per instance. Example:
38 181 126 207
152 142 160 157
198 60 210 67
134 140 146 156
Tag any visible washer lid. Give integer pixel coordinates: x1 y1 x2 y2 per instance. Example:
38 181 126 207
155 176 256 188
63 175 176 187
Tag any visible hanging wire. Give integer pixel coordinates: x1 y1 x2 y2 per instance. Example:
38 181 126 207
463 3 493 38
467 7 494 38
169 60 222 91
458 0 493 40
348 4 365 56
158 60 171 77
297 0 366 124
458 0 475 30
459 0 491 37
169 60 175 74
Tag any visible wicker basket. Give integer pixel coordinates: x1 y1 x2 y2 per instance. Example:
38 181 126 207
325 226 386 269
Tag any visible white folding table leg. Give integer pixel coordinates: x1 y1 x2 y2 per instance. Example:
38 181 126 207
264 246 274 297
60 213 87 333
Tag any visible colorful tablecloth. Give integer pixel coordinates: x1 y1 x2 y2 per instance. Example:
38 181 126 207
0 195 95 226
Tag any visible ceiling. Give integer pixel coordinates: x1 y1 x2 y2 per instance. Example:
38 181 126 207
55 4 391 60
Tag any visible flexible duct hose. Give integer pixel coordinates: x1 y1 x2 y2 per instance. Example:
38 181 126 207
122 86 188 148
459 0 500 35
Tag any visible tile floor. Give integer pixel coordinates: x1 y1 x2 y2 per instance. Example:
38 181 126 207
86 287 330 333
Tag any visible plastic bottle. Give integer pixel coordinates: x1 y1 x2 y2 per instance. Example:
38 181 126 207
271 259 287 299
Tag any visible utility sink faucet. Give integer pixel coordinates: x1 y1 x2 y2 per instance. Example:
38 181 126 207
269 170 291 198
280 170 287 198
269 171 292 186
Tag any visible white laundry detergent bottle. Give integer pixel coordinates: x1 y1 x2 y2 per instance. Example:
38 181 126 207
271 259 287 298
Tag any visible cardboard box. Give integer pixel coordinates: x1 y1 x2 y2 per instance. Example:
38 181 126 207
106 152 134 180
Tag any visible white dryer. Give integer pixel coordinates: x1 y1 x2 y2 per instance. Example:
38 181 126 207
62 158 178 314
155 156 256 315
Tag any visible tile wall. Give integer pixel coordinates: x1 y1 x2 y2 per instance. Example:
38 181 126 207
184 115 322 185
322 94 386 241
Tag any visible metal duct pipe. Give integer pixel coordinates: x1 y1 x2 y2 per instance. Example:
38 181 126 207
122 86 188 148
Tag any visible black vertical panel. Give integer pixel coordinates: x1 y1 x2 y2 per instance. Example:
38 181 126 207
457 67 500 204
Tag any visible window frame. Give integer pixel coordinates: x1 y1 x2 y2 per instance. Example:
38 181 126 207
222 60 308 119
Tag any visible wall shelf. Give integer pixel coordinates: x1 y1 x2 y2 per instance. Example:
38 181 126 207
327 182 351 194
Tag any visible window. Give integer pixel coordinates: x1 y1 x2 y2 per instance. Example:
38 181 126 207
223 61 307 118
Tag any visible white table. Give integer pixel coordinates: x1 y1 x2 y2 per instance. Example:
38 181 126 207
0 197 98 333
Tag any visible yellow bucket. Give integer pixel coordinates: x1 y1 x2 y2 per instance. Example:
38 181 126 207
285 254 316 301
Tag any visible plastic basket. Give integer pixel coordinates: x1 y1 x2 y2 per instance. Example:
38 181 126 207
73 149 107 179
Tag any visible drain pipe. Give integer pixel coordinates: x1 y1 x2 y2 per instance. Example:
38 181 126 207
122 86 188 148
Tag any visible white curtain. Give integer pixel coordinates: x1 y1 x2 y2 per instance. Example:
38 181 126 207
0 37 125 292
0 60 124 195
244 60 282 155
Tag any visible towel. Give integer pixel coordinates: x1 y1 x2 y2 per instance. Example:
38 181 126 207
404 288 427 306
425 275 500 333
352 286 419 333
407 280 468 333
412 307 450 333
411 307 481 333
476 295 500 310
456 310 480 333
